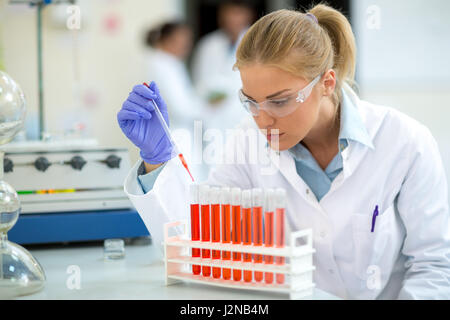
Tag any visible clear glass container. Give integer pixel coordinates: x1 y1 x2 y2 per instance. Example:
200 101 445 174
0 71 45 298
0 71 26 145
104 239 125 260
0 180 46 298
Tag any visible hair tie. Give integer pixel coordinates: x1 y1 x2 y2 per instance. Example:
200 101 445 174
305 12 318 24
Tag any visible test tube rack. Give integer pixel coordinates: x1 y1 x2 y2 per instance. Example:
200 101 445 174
163 220 316 300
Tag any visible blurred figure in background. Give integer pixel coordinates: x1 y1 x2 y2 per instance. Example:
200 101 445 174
145 21 205 130
191 0 255 131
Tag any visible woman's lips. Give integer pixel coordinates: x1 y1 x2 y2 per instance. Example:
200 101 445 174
267 132 285 141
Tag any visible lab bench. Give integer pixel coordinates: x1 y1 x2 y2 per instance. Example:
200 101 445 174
16 241 341 300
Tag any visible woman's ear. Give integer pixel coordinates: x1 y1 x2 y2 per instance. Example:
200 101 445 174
322 69 336 97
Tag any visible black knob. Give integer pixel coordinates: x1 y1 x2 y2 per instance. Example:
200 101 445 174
35 157 51 172
70 156 87 170
4 157 13 173
105 155 121 169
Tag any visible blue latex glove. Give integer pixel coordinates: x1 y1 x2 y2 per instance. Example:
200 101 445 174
117 82 174 164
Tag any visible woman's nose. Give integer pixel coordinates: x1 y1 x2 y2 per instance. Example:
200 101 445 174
254 109 276 128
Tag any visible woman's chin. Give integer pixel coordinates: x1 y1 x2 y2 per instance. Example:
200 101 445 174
267 139 297 152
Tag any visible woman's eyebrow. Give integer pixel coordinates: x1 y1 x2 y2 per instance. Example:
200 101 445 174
266 89 291 99
242 89 292 101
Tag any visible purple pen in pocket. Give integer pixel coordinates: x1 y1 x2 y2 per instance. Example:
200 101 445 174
371 205 379 232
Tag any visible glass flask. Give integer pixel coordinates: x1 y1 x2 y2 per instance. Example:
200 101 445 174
0 71 45 298
0 179 46 298
0 71 26 145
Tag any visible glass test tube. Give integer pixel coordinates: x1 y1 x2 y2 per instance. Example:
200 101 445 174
199 185 211 277
231 187 242 281
275 188 286 284
221 187 232 280
242 190 252 282
264 189 275 284
190 184 201 275
252 188 264 282
210 187 221 279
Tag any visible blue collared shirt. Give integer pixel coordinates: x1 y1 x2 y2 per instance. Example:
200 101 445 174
288 89 374 201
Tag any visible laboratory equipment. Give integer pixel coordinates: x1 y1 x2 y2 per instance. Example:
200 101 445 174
252 188 264 282
0 71 45 298
103 238 125 260
199 185 211 277
163 219 316 300
171 185 316 298
210 187 221 278
220 187 231 280
242 190 252 282
231 187 242 281
142 82 194 182
1 140 133 214
264 189 275 284
189 184 200 275
275 188 286 284
0 71 26 144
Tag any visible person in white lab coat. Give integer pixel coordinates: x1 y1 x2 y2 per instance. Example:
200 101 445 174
144 21 205 130
191 0 255 131
117 5 450 299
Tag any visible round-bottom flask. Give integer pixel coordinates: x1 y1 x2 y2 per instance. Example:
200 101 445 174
0 180 45 298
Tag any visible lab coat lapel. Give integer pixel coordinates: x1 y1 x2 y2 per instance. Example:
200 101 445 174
267 147 322 210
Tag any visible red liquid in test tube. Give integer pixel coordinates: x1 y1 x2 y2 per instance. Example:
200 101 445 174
275 188 286 284
190 184 201 275
199 185 211 277
210 187 221 279
231 188 242 281
242 190 252 282
264 189 275 284
252 188 264 282
220 188 232 280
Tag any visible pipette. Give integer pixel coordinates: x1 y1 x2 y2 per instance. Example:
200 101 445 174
143 82 194 182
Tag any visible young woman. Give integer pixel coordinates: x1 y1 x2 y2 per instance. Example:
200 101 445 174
117 4 450 299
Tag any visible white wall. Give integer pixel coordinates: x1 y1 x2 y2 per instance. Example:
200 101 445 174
352 0 450 202
0 0 184 164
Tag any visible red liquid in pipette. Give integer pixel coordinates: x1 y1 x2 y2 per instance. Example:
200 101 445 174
242 207 252 282
211 203 221 278
142 83 194 182
190 203 201 275
275 207 285 284
252 206 263 282
221 203 231 280
232 204 242 281
201 204 211 277
264 210 274 284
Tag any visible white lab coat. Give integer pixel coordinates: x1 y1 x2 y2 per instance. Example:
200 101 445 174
124 84 450 300
191 30 248 132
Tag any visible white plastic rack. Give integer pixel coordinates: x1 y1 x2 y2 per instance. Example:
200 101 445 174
163 220 316 299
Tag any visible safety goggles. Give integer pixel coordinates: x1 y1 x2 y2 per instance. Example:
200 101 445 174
238 74 322 118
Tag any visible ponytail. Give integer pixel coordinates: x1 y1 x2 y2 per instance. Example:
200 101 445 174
309 3 356 86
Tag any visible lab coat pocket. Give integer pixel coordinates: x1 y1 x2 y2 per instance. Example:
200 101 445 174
351 205 396 281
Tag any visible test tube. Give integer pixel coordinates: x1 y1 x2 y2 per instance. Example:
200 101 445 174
199 184 211 277
275 188 286 284
231 187 242 281
210 187 221 279
242 190 252 282
264 189 275 284
190 184 201 275
252 188 264 282
220 187 232 280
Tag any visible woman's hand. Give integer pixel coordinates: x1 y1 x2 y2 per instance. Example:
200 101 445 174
117 82 174 166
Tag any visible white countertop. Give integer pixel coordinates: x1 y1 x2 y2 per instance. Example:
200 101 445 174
16 240 340 300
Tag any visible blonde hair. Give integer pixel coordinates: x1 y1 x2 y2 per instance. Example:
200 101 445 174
235 3 356 112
